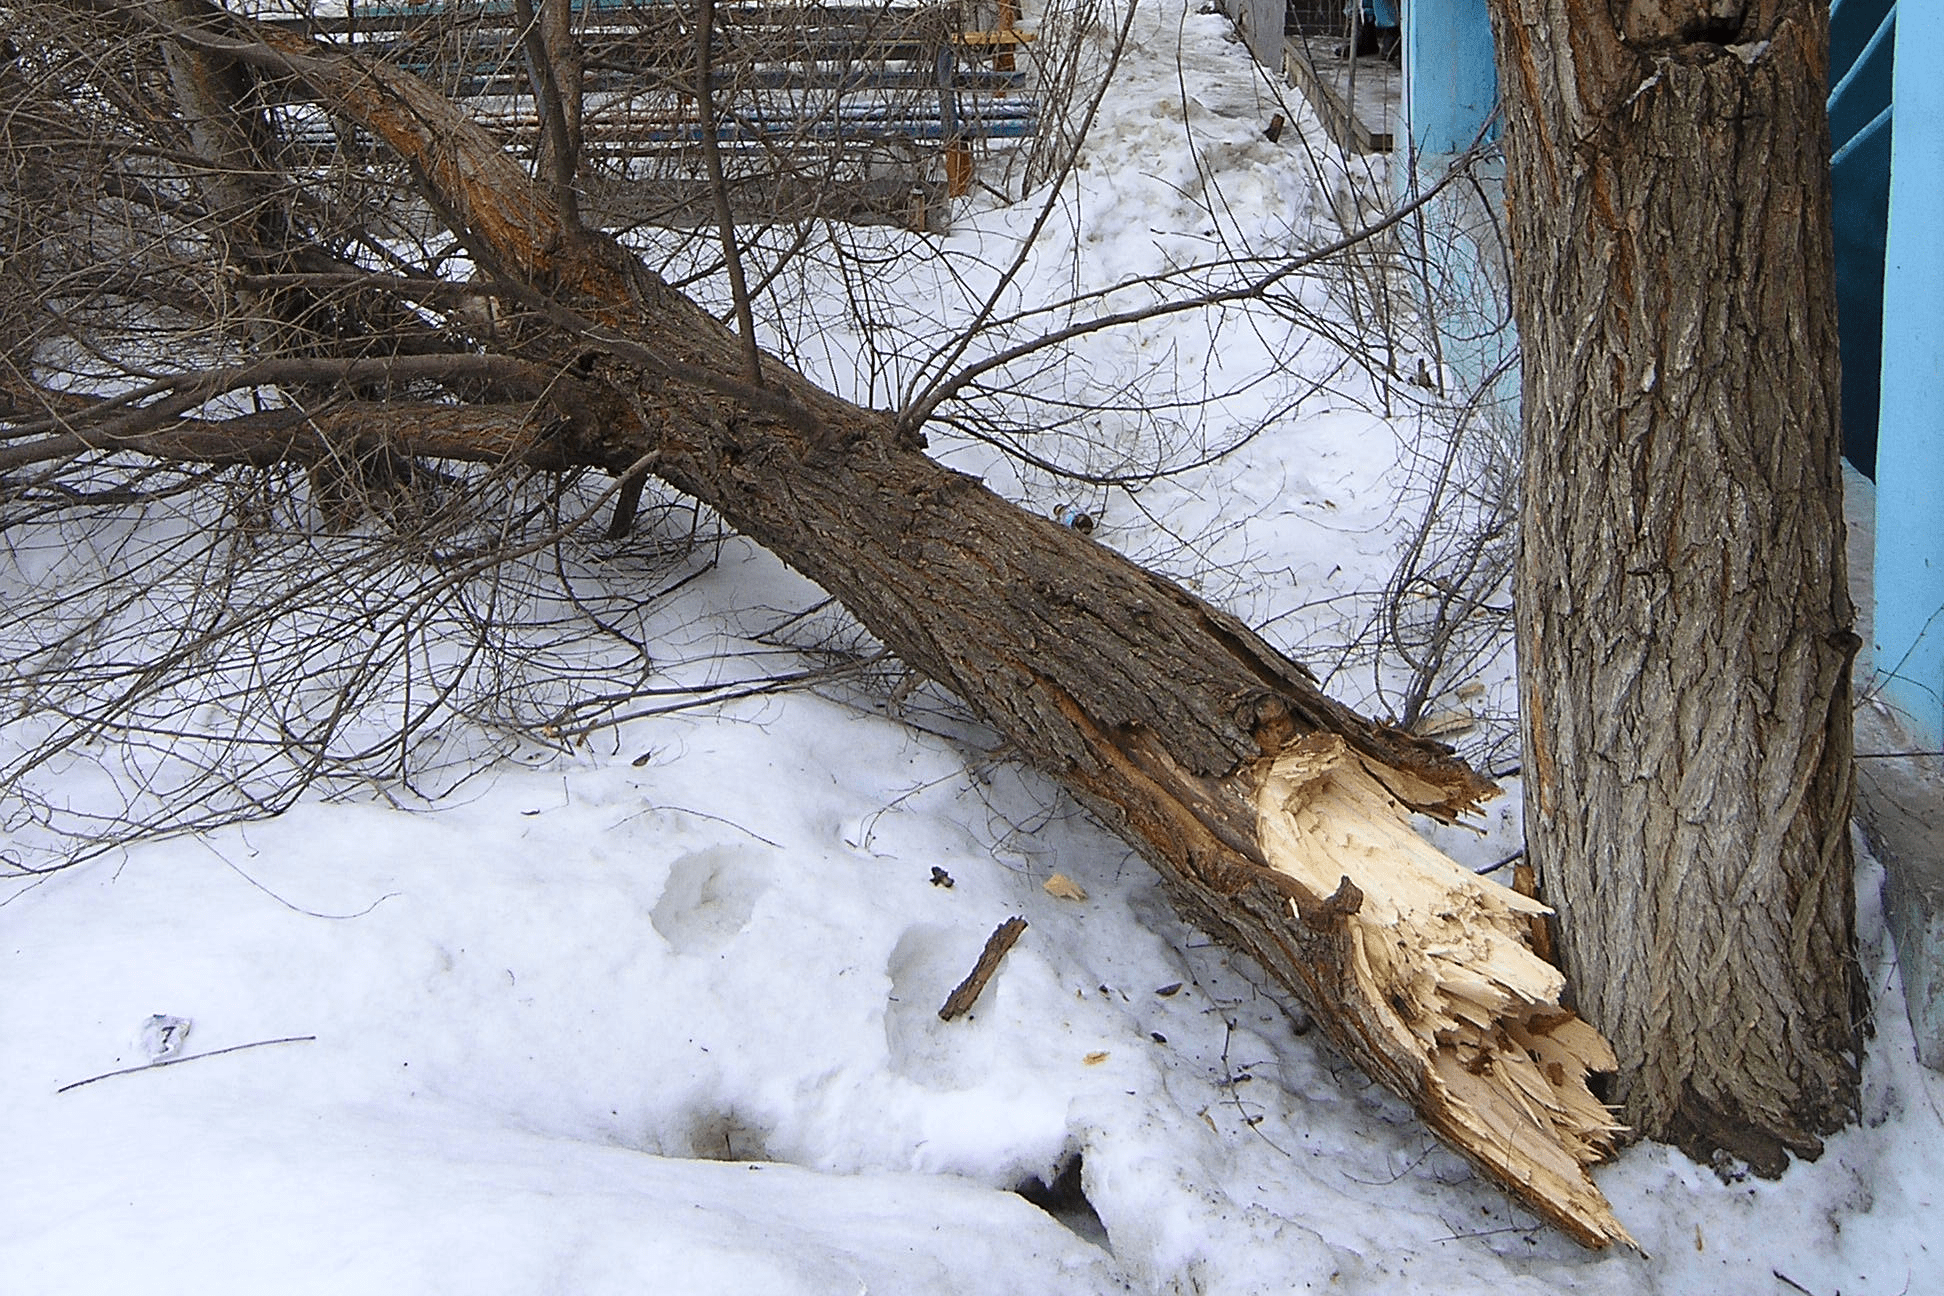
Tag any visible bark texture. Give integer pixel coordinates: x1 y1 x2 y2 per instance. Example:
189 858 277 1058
49 3 1634 1243
1484 0 1861 1172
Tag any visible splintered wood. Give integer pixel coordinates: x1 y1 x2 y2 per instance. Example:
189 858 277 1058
1252 735 1633 1248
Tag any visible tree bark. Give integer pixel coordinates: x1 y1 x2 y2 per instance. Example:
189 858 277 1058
53 3 1633 1244
1484 0 1861 1173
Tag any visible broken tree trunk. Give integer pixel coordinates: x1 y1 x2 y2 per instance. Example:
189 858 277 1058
134 6 1631 1246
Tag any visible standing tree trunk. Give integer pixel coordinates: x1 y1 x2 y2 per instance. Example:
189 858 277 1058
1485 0 1861 1173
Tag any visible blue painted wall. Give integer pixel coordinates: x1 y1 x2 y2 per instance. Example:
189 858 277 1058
1396 0 1509 408
1401 0 1497 156
1875 4 1944 745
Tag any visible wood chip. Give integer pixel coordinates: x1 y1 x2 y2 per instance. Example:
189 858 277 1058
1042 873 1087 901
1413 709 1477 738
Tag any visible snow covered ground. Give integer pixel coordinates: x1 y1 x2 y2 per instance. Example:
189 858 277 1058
6 3 1942 1294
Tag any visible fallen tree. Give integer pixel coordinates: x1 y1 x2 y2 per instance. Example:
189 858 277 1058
9 2 1630 1245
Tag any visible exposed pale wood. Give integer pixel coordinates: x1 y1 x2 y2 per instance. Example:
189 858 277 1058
1248 736 1627 1246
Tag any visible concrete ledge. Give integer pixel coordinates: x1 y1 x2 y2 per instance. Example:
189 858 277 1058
1283 46 1396 155
1855 703 1944 1071
1849 463 1944 1072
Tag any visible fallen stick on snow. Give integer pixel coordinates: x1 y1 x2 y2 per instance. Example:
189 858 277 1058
939 917 1029 1021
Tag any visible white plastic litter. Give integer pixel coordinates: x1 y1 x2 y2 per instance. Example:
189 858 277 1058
138 1015 192 1063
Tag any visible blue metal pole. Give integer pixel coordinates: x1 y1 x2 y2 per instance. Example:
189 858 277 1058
1828 2 1896 117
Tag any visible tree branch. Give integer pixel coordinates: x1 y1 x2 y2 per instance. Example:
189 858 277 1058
694 0 764 386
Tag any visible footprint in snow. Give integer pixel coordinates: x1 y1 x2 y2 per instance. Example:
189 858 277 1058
649 846 773 955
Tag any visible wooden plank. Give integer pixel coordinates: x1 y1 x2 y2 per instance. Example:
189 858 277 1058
954 29 1039 46
995 0 1019 73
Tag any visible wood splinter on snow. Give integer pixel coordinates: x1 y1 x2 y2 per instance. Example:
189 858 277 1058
1247 734 1632 1248
938 917 1028 1021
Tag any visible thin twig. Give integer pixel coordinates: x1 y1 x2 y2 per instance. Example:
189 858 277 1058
57 1035 318 1094
1474 848 1524 875
609 803 784 850
695 0 763 387
1217 1016 1290 1155
939 917 1028 1021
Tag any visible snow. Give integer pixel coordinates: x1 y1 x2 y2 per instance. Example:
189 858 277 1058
5 2 1942 1294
